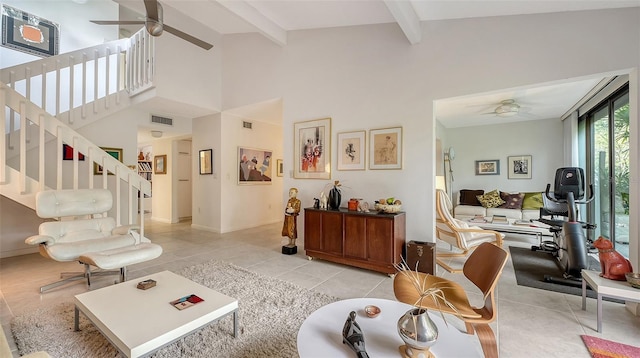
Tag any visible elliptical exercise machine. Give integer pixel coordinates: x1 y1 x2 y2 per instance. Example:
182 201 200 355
533 167 595 287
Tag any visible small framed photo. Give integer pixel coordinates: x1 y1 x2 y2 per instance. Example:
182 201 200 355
293 118 331 179
154 155 167 175
1 5 59 57
475 160 500 175
199 149 213 175
238 147 273 184
369 127 402 170
337 130 365 171
62 144 85 161
276 159 284 177
508 155 532 179
94 147 122 175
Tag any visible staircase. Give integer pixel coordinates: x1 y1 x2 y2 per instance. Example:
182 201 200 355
1 28 155 239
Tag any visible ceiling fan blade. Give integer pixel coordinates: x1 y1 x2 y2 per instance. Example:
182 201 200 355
144 0 160 21
91 20 145 25
163 24 213 50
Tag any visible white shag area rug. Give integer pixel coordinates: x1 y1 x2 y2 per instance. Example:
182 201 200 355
12 261 339 358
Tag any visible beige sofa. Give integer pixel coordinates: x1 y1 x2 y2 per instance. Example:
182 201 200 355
453 190 543 222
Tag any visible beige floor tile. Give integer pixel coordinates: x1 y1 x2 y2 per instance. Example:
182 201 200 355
1 222 639 358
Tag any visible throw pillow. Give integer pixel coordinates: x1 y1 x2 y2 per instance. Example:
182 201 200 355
476 190 505 208
522 192 544 210
499 192 525 210
459 189 484 206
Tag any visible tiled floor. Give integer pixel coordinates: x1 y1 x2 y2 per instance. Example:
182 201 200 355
1 219 639 357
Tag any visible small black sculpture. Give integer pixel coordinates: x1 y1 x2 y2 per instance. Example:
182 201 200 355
342 311 369 358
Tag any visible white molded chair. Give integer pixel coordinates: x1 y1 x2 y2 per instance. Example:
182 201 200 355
435 189 504 273
25 189 157 292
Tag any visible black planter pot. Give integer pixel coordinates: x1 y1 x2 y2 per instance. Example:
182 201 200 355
328 187 342 210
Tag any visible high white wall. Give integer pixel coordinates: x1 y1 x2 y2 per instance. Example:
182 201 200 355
220 113 284 233
221 33 284 111
191 113 223 231
221 8 640 244
443 118 564 196
149 137 174 223
191 112 284 233
153 10 222 113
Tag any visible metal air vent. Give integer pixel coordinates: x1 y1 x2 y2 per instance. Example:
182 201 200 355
243 121 252 129
151 115 173 126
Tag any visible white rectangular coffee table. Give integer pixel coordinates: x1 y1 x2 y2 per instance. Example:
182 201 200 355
74 270 238 357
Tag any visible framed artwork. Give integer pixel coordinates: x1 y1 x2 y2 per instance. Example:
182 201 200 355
238 147 273 184
154 155 167 174
276 159 284 177
199 149 213 175
369 127 402 170
94 147 122 175
293 118 331 179
337 130 365 171
475 160 500 175
508 155 532 179
62 144 84 161
1 5 59 57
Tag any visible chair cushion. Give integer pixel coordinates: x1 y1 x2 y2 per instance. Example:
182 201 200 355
522 192 544 210
44 234 137 261
454 205 486 218
499 192 524 209
476 190 505 208
80 243 163 270
459 189 484 206
36 189 112 218
39 217 117 244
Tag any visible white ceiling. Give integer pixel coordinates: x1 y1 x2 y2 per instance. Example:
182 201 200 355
434 77 609 128
113 0 639 140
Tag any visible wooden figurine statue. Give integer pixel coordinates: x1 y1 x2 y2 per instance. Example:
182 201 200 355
282 188 301 255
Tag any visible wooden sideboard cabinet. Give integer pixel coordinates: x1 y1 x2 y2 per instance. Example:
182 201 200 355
304 208 406 275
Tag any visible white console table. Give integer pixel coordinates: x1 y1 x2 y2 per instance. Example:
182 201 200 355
581 269 640 332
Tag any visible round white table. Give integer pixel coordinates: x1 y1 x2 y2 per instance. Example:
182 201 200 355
297 298 481 357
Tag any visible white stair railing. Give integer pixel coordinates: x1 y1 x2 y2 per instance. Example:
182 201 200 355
0 28 155 236
1 82 151 235
1 27 154 125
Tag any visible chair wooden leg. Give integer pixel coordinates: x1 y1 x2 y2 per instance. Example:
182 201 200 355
465 322 474 334
473 323 498 358
435 250 470 273
435 258 464 273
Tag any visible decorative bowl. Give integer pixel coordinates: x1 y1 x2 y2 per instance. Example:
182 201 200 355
364 305 381 318
375 204 402 213
625 272 640 289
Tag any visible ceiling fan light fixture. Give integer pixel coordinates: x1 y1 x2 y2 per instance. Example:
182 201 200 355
495 99 520 117
145 18 163 36
145 1 163 36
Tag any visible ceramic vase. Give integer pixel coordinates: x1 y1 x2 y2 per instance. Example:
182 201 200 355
397 308 439 357
328 186 341 210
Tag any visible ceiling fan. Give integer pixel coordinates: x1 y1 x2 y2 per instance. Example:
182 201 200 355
493 99 520 117
90 0 213 50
